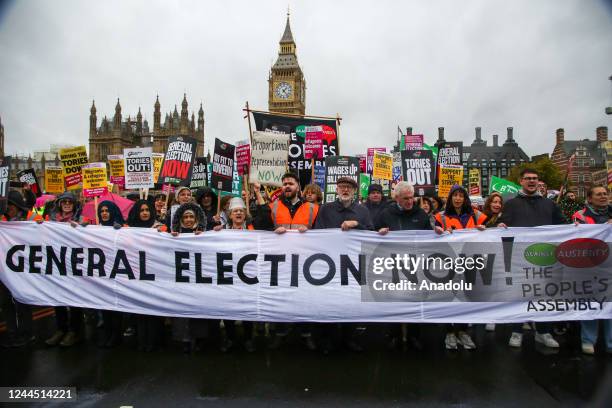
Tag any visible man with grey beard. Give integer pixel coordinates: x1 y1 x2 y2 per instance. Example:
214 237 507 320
313 177 373 231
313 177 373 354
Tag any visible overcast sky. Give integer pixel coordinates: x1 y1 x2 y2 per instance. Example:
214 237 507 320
0 0 611 158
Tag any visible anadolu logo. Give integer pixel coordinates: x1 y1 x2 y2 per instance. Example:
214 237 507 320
555 238 609 268
524 243 557 266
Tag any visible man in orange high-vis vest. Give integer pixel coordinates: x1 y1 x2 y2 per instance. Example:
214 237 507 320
253 171 318 351
254 172 319 233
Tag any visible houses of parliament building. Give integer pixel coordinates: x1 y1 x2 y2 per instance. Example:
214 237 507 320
88 94 205 162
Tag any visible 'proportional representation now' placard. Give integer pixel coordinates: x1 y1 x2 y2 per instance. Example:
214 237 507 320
0 223 610 323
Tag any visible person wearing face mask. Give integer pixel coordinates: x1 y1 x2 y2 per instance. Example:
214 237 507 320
313 177 373 354
499 169 565 349
127 199 166 352
95 201 125 348
169 202 207 353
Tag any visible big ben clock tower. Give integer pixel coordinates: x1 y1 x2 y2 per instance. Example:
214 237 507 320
268 12 306 115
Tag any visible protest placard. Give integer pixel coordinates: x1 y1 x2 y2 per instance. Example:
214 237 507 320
249 131 290 187
324 156 360 203
401 149 435 196
17 168 42 197
124 147 154 189
59 146 88 190
438 164 464 197
211 138 236 192
82 162 108 197
372 151 393 180
44 166 64 194
107 154 125 188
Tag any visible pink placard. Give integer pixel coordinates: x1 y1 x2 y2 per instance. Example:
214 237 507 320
236 142 251 176
304 126 324 159
366 147 386 174
405 134 424 150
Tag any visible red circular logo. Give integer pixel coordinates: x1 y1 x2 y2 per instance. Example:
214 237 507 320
555 238 609 268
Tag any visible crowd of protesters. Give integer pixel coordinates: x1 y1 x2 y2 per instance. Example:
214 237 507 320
1 169 611 356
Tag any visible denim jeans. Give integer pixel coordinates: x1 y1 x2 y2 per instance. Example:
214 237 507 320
581 320 612 350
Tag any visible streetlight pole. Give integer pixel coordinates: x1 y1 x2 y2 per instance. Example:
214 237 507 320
606 75 612 115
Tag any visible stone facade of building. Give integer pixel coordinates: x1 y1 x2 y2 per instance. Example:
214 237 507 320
550 127 608 198
88 94 204 163
268 14 306 115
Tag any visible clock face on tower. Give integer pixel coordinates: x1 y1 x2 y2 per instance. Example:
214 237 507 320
274 82 293 100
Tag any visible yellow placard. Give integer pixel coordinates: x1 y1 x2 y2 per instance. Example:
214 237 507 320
82 163 108 197
438 164 464 198
468 168 481 196
372 151 393 181
152 153 164 184
44 166 64 194
107 155 125 178
59 146 88 190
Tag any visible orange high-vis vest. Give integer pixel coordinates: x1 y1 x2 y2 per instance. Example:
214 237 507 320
26 210 47 222
435 210 487 231
270 200 319 229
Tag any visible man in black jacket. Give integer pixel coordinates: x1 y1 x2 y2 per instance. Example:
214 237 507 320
377 181 436 350
364 183 387 227
314 177 373 231
377 182 433 232
499 168 564 349
313 177 372 353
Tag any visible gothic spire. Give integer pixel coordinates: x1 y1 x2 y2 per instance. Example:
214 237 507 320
280 12 295 44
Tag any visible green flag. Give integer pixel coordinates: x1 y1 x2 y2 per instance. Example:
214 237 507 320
423 143 438 161
489 176 520 197
360 173 371 200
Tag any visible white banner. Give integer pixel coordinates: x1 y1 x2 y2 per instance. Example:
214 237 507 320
0 223 610 323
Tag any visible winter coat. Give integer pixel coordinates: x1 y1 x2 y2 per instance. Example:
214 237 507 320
499 192 565 227
313 199 373 230
376 202 432 231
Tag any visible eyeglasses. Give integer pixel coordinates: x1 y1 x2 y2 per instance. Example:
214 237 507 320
337 184 354 190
